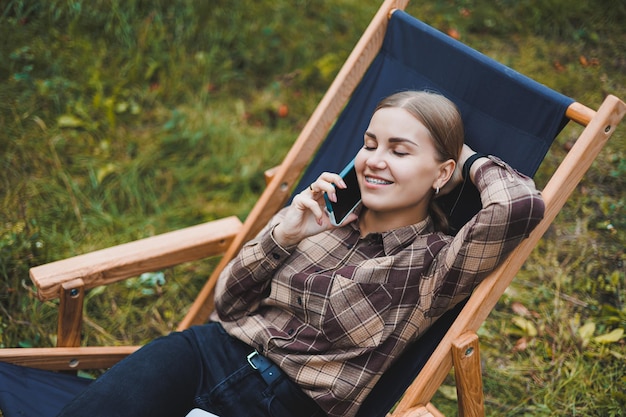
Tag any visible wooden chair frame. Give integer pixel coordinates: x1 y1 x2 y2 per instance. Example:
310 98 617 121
1 1 624 416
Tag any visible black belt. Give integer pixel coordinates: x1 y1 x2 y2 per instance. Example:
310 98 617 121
247 351 283 386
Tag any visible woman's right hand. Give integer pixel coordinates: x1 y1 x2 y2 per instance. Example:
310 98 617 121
273 172 358 247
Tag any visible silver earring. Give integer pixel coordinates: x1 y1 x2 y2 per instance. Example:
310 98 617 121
435 186 440 195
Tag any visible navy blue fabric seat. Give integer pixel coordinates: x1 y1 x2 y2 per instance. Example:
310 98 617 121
0 10 573 417
0 361 91 417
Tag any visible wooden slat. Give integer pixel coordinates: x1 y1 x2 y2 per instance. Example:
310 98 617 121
393 95 626 414
179 0 412 331
0 346 140 371
566 101 595 126
57 279 85 347
30 216 242 301
452 332 484 417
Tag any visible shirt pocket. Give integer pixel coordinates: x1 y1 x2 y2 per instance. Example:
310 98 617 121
322 273 393 349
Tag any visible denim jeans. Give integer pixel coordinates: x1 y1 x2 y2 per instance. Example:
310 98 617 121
56 322 325 417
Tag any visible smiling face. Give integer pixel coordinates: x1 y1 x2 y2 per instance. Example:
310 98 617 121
355 106 455 232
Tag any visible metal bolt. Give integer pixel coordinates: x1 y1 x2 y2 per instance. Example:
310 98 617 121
605 125 611 133
465 347 474 357
69 288 80 297
68 358 80 368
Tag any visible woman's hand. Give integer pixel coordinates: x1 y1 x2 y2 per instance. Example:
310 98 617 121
273 172 358 247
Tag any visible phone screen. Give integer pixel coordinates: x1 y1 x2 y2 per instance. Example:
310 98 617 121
324 159 361 226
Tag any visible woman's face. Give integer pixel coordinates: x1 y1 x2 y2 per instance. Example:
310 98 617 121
354 107 452 228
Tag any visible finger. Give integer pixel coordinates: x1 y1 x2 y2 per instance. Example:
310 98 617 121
302 198 326 223
311 173 346 202
313 172 347 190
293 193 326 222
320 172 347 188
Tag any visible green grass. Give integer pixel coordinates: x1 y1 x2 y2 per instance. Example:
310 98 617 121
1 1 625 415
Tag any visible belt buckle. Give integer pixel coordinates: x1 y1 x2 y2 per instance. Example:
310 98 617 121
247 351 259 370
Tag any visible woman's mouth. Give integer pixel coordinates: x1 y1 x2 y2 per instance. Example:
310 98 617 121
365 176 393 185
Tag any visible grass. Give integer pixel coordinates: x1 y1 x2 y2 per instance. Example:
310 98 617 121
1 0 625 415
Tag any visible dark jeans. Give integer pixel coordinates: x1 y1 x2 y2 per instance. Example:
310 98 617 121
56 322 325 417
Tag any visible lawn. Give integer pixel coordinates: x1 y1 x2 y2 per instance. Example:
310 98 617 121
1 1 625 415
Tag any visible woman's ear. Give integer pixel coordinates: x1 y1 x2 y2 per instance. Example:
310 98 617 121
435 159 456 190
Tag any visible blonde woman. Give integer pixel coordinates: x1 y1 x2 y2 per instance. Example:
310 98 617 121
57 91 544 417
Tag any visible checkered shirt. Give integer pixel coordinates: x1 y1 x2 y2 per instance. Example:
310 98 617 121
213 157 544 417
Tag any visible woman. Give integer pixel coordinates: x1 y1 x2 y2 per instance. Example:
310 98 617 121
57 91 544 417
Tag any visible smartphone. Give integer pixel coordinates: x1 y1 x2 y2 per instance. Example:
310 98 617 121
324 158 362 226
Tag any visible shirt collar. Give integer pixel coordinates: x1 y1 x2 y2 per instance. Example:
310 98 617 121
348 214 435 256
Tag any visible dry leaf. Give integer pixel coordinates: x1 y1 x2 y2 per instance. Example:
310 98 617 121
553 60 565 72
513 337 529 352
511 301 531 317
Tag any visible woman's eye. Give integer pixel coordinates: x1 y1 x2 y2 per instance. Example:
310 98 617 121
393 150 409 156
363 144 376 151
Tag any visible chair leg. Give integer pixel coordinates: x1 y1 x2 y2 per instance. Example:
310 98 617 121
451 332 485 417
57 278 85 347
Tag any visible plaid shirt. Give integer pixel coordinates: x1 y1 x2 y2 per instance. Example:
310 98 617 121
213 157 544 417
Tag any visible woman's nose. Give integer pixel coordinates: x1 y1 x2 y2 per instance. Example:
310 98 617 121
365 150 387 170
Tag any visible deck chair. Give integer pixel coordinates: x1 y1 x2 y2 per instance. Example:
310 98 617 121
1 1 624 416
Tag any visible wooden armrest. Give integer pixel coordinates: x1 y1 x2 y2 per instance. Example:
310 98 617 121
0 346 140 371
30 216 242 301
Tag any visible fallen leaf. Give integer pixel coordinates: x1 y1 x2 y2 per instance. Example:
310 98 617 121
513 337 528 352
578 321 596 347
593 328 624 344
96 163 118 184
447 28 460 40
278 104 289 118
553 60 565 72
58 114 84 128
511 301 531 317
512 316 538 337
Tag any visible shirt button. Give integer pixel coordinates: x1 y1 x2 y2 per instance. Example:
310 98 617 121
296 296 302 305
272 252 280 260
288 328 295 335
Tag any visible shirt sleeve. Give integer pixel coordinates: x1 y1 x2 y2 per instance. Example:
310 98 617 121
425 156 545 317
214 209 294 321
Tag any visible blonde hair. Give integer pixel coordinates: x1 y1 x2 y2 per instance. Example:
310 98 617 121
375 90 464 232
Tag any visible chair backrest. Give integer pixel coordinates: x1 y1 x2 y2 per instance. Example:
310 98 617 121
291 11 573 416
178 2 574 330
297 10 573 232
